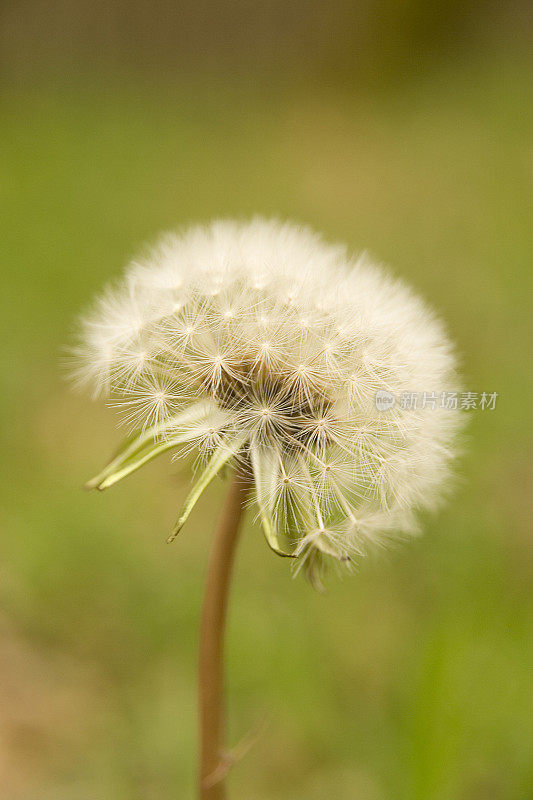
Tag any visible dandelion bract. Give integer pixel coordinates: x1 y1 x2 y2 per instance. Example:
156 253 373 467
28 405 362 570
73 219 463 585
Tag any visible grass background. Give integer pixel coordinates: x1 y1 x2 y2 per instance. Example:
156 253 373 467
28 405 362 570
1 21 532 800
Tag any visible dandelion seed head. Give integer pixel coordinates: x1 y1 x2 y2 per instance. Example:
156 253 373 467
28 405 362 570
73 218 464 580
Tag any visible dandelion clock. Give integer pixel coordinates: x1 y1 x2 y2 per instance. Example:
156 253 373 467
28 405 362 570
72 219 463 798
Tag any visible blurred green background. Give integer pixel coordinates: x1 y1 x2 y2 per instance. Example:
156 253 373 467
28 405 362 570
1 2 532 799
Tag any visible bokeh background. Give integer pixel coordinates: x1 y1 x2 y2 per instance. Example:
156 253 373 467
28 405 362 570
1 2 532 798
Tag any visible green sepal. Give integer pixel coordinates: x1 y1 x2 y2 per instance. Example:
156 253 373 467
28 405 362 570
85 402 214 491
167 432 249 543
250 442 297 558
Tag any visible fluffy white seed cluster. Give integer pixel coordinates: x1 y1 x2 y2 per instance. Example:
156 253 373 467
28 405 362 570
74 219 463 586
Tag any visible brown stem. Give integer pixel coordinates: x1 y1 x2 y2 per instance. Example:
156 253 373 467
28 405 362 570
198 469 250 800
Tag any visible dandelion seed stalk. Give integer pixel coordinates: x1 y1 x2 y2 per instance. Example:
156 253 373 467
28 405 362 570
198 468 250 799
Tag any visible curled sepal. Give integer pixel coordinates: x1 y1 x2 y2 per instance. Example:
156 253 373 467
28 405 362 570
85 402 215 491
167 432 250 543
250 442 297 558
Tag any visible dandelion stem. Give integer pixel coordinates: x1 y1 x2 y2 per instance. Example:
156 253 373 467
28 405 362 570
198 468 250 799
